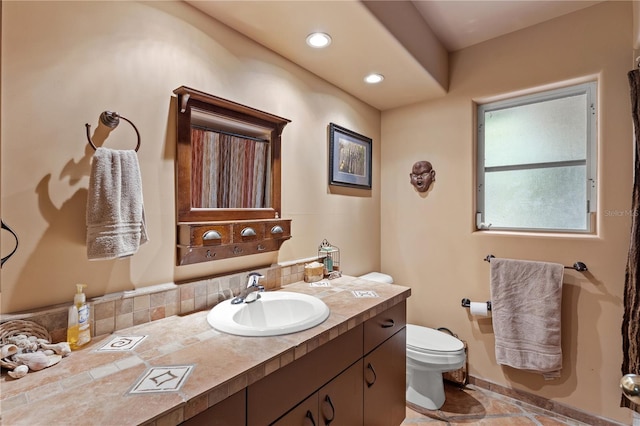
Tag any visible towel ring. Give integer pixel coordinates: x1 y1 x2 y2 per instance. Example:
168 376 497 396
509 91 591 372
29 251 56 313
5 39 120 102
85 111 141 152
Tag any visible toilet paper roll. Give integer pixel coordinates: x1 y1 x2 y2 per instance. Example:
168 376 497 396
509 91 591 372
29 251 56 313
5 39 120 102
469 301 489 317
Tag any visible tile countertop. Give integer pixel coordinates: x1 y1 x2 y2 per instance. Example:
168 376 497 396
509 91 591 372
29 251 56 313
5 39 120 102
0 276 410 426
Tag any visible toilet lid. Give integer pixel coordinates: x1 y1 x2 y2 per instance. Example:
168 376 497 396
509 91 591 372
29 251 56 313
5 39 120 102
406 324 465 353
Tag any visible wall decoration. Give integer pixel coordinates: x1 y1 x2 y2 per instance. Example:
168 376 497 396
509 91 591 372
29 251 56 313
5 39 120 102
329 123 372 189
410 160 436 192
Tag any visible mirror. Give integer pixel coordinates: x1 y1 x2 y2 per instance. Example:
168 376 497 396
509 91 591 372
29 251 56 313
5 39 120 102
174 86 290 222
173 86 292 265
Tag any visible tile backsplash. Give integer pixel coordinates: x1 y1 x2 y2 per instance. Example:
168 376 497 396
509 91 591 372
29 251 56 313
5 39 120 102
0 261 309 343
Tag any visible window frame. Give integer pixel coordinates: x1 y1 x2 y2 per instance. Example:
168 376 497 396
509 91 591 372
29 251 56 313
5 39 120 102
476 81 597 233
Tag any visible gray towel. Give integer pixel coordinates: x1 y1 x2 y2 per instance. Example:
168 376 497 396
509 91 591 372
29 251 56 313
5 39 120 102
86 147 148 260
490 258 564 379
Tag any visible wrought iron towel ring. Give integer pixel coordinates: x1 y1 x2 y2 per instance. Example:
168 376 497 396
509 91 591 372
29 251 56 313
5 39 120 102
1 220 19 268
85 111 141 152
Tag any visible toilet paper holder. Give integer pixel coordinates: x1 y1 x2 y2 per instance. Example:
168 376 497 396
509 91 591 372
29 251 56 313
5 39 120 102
461 298 491 311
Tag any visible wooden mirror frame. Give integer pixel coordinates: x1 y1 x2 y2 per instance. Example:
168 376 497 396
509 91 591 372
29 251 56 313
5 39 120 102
174 86 290 222
173 87 292 265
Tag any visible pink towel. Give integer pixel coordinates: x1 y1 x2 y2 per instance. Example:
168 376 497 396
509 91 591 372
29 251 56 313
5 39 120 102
490 258 564 379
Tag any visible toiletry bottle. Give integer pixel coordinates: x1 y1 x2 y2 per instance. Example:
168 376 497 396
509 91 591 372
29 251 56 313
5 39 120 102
66 304 79 348
70 284 91 349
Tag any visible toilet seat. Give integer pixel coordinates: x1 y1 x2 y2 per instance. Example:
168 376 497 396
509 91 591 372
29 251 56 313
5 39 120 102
406 325 465 369
359 272 394 284
407 324 464 353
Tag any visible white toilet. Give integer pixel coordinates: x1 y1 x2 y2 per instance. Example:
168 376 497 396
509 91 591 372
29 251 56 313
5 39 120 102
359 272 466 410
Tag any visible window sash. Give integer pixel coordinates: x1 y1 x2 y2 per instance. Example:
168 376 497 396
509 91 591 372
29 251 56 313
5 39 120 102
477 82 597 233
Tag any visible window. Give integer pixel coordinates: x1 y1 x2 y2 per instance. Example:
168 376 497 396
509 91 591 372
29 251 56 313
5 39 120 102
477 82 597 232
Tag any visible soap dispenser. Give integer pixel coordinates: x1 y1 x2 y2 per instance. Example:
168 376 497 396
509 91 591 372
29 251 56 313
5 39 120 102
68 284 91 350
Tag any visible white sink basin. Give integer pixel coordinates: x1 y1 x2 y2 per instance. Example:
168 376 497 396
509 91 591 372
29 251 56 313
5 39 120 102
207 291 330 337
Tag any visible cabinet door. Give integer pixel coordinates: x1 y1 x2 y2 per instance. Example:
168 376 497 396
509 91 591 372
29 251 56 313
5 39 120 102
363 328 406 426
248 326 363 425
272 393 319 426
318 359 363 426
181 389 245 426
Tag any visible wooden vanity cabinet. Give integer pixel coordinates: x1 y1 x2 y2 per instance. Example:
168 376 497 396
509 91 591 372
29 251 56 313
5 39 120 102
182 301 407 426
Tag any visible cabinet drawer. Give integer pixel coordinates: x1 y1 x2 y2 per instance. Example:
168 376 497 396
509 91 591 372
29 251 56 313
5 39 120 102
364 301 406 354
264 220 291 240
232 222 265 242
178 239 282 265
178 223 232 246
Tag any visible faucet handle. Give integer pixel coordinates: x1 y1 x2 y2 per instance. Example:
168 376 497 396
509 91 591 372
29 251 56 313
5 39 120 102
247 272 264 287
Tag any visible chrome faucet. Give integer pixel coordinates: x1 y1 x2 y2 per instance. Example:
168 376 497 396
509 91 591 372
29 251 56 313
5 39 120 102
231 272 265 304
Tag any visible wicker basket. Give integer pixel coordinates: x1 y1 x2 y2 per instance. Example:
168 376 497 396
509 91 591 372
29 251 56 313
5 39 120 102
437 327 468 387
0 320 52 370
0 320 51 344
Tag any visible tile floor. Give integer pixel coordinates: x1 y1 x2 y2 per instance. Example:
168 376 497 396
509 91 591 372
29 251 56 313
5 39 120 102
403 382 589 425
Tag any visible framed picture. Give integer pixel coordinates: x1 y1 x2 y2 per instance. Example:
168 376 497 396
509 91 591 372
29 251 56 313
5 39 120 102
328 123 372 189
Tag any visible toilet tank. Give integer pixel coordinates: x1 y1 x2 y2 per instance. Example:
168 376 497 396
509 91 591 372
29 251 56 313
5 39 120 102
359 272 394 284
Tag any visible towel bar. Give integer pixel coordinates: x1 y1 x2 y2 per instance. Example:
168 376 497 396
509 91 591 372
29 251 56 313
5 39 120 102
484 255 587 272
461 298 492 311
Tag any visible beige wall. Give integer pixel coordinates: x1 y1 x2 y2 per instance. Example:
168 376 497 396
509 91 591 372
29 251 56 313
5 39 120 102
0 1 381 313
381 2 633 423
2 0 636 423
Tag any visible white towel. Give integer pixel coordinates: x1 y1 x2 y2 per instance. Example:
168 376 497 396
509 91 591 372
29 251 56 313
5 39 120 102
86 147 148 260
490 258 564 379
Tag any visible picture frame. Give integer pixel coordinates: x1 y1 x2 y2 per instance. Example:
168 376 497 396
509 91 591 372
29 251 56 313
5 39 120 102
328 123 372 189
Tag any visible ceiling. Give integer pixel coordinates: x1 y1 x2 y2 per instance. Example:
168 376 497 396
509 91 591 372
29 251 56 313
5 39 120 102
186 0 603 111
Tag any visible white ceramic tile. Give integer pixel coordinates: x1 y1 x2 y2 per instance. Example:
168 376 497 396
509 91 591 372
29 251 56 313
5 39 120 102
128 365 194 394
97 335 148 352
352 290 379 298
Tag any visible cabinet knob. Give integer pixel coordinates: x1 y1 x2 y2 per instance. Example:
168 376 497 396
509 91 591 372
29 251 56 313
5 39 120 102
270 225 284 234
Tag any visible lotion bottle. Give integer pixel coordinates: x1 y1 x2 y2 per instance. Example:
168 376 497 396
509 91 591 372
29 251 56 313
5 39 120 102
70 284 91 349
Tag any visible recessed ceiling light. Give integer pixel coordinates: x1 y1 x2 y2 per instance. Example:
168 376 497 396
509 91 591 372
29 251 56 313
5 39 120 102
306 32 332 48
364 73 384 84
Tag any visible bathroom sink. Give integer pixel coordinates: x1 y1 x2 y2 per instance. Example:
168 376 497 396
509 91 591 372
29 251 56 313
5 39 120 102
207 291 330 337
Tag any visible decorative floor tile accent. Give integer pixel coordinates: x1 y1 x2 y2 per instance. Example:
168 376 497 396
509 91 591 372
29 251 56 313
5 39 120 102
97 335 148 352
352 290 379 298
128 365 194 395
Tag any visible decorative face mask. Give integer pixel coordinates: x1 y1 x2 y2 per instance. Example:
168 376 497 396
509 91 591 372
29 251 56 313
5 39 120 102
410 161 436 192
